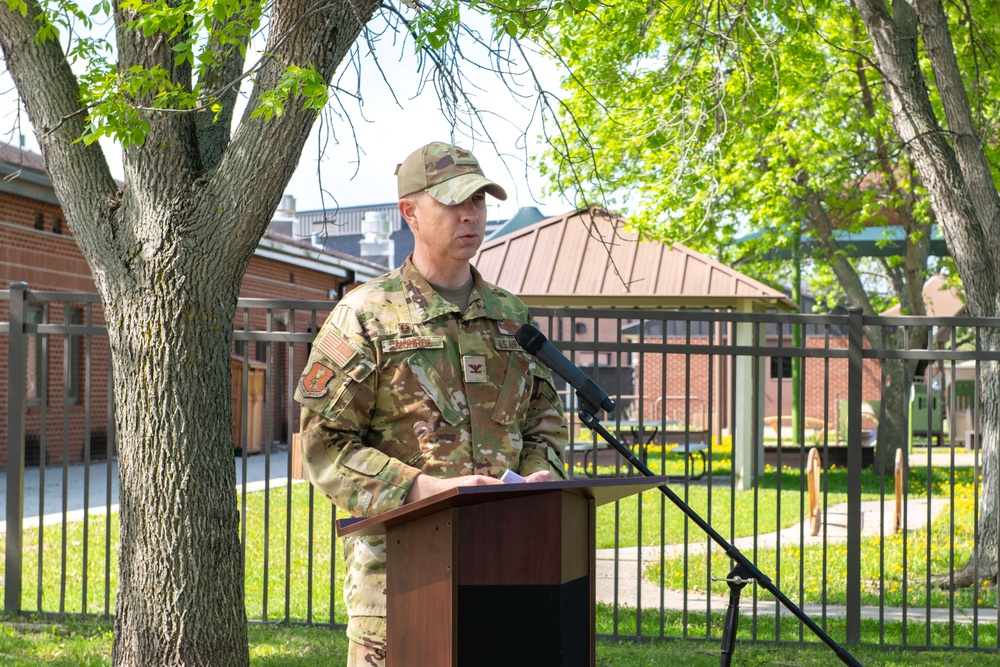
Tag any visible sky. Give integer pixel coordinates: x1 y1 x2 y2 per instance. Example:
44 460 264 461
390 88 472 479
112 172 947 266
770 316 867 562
282 33 571 221
0 13 574 222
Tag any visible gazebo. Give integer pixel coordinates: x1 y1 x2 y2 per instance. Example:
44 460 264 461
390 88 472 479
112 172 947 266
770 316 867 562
473 207 796 488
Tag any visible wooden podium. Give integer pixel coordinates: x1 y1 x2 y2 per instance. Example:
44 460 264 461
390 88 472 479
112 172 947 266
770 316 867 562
337 476 666 667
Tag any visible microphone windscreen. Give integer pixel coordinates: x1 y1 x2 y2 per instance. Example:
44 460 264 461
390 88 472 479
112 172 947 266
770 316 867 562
514 324 546 355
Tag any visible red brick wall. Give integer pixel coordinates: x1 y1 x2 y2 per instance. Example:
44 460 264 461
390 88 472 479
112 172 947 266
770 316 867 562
1 191 344 469
635 334 883 434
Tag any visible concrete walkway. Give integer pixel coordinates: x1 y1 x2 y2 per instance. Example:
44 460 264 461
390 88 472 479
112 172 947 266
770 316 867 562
908 447 982 468
0 447 298 532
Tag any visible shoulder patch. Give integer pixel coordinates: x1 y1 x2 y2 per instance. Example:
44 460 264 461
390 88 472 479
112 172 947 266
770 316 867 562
299 362 335 398
382 336 445 354
317 331 358 368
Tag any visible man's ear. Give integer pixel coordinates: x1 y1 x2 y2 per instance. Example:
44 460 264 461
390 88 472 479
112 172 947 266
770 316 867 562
398 197 419 229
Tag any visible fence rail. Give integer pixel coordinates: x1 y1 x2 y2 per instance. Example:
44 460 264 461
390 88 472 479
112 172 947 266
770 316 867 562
2 287 999 652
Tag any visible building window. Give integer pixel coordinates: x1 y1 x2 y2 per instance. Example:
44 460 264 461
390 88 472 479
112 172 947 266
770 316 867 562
770 356 793 379
34 212 44 230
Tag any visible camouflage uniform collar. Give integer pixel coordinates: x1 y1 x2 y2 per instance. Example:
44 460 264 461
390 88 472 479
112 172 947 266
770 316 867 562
400 256 506 323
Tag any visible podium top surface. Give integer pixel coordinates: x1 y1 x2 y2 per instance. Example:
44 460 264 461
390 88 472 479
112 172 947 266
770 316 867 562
336 476 668 538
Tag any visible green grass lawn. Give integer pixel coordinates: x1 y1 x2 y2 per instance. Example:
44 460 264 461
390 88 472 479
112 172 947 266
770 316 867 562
1 616 997 666
1 454 988 619
647 466 997 611
0 481 349 622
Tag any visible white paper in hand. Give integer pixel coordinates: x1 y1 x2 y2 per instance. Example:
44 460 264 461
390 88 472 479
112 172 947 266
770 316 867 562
500 469 526 484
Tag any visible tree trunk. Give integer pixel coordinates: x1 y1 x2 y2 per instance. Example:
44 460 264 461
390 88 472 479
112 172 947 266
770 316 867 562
944 332 1000 587
854 0 1000 585
104 264 247 666
870 327 929 476
873 358 907 475
2 0 379 659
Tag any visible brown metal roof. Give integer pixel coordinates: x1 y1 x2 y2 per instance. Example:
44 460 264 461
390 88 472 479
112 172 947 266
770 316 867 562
881 274 965 317
473 207 796 311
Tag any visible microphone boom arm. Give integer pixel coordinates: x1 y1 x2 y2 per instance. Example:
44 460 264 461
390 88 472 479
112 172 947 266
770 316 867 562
576 408 863 667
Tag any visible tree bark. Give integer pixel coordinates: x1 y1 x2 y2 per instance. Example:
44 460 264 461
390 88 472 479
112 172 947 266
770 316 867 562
105 256 246 665
2 0 381 662
854 0 1000 584
873 328 928 475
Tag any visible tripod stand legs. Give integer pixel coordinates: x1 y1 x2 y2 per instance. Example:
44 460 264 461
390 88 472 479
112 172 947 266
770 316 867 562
717 563 754 667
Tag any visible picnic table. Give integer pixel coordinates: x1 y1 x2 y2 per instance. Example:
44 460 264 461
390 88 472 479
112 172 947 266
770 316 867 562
570 419 709 480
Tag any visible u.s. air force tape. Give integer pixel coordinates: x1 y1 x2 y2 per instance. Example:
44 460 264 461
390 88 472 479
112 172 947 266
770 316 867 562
494 336 519 351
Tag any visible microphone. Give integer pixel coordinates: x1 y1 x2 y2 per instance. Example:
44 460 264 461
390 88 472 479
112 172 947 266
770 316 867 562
515 324 616 416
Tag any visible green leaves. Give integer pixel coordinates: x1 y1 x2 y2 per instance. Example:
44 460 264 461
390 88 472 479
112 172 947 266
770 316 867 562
542 0 958 307
54 0 267 147
3 0 28 17
409 0 461 49
250 66 328 121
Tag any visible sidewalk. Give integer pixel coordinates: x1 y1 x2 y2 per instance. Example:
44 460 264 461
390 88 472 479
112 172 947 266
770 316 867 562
0 447 298 532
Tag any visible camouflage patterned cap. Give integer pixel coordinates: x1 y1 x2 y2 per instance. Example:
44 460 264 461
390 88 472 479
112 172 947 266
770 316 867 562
395 142 508 204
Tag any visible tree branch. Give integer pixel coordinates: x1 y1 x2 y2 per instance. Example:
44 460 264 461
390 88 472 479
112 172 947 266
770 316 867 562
0 0 118 259
211 0 381 261
853 0 998 316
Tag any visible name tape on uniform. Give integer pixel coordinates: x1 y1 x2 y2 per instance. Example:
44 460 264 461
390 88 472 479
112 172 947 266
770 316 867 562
493 336 520 351
382 336 445 354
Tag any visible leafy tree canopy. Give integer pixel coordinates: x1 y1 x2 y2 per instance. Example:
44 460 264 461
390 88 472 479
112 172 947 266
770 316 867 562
542 0 1000 311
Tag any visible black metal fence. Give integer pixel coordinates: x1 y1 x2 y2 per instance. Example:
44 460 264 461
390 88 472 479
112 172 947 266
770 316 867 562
2 285 998 653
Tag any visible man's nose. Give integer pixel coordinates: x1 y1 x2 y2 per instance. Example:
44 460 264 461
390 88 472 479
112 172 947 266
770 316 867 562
457 198 478 220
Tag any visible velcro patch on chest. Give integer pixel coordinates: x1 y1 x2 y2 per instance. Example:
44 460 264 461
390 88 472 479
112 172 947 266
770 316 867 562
463 355 488 383
382 336 445 354
496 319 521 335
493 336 520 351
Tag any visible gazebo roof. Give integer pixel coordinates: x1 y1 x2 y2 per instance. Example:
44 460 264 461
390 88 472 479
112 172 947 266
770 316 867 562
473 207 796 311
881 274 965 317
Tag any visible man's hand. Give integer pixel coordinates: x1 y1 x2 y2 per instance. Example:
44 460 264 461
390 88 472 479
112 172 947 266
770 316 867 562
405 469 554 504
405 473 502 504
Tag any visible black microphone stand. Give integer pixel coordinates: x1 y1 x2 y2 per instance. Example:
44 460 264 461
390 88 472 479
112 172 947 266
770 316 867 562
576 406 863 667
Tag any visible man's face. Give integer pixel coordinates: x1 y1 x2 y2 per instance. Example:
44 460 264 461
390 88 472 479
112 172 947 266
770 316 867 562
405 189 488 267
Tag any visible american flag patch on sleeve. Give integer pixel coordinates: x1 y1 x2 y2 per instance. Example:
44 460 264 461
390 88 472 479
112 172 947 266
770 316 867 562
316 331 358 368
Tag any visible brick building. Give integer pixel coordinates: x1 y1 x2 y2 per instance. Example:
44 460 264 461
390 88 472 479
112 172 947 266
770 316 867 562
1 144 385 469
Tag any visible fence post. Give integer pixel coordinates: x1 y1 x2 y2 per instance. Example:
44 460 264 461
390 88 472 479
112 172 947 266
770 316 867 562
846 307 863 644
5 282 28 616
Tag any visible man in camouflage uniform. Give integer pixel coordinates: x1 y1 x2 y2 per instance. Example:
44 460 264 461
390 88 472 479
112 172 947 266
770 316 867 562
295 141 569 666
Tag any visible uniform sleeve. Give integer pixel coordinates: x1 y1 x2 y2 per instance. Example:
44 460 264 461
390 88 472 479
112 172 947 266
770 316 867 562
518 363 569 480
295 305 422 518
